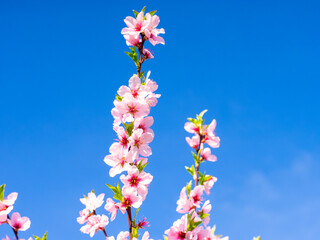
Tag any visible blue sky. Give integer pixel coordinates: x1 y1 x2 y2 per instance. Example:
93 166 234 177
1 0 320 239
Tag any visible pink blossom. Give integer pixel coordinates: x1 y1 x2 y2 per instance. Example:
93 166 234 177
176 187 193 214
137 217 149 229
7 212 31 232
120 166 153 200
121 12 148 37
137 231 152 240
80 214 109 237
165 214 191 240
0 212 7 225
114 96 150 123
118 75 148 99
143 48 154 59
104 149 135 177
124 34 140 46
109 126 130 153
104 198 119 221
77 208 91 224
184 122 201 134
143 71 158 93
134 116 154 135
190 186 204 208
201 148 217 162
186 135 200 150
118 187 142 213
0 192 18 217
200 200 212 226
145 14 165 46
80 192 104 212
203 175 217 195
203 119 220 148
146 93 160 107
130 129 154 157
117 231 129 240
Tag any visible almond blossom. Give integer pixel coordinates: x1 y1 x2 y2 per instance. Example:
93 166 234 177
104 198 119 221
129 129 154 157
80 192 105 212
104 149 135 177
118 187 142 213
0 192 18 217
7 212 31 232
120 166 153 200
117 231 129 240
201 148 217 162
80 215 109 237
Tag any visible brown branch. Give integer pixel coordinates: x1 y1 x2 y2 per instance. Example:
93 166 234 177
194 134 205 186
126 207 133 240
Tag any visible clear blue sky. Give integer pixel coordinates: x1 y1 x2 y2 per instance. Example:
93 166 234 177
1 0 320 239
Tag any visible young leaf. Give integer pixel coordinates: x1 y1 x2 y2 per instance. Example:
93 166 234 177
185 165 195 177
253 237 261 240
137 161 149 173
186 180 192 195
149 10 157 16
125 47 139 66
106 183 123 201
133 10 139 17
33 232 47 240
123 122 134 136
115 94 123 102
0 184 5 201
198 109 208 119
141 6 146 14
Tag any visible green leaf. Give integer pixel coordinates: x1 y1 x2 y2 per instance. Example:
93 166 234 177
186 180 192 195
200 212 210 219
0 184 5 201
198 109 208 119
137 161 149 173
253 237 261 240
185 165 195 177
192 152 199 163
149 10 157 16
132 227 139 238
187 118 198 125
106 183 123 201
141 6 146 14
115 94 123 102
33 232 47 240
133 208 140 225
125 47 139 66
133 10 139 17
123 122 134 136
163 236 168 240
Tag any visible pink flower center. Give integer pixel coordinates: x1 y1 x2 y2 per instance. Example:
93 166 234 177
12 221 22 230
135 24 142 31
129 176 140 187
131 89 139 98
178 231 186 239
122 198 132 208
128 104 138 115
0 204 8 211
120 136 129 147
134 139 141 147
120 157 126 167
193 195 200 203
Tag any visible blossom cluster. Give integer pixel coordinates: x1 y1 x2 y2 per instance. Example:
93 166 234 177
77 7 163 240
0 185 32 240
121 8 165 47
77 73 158 239
164 111 228 240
